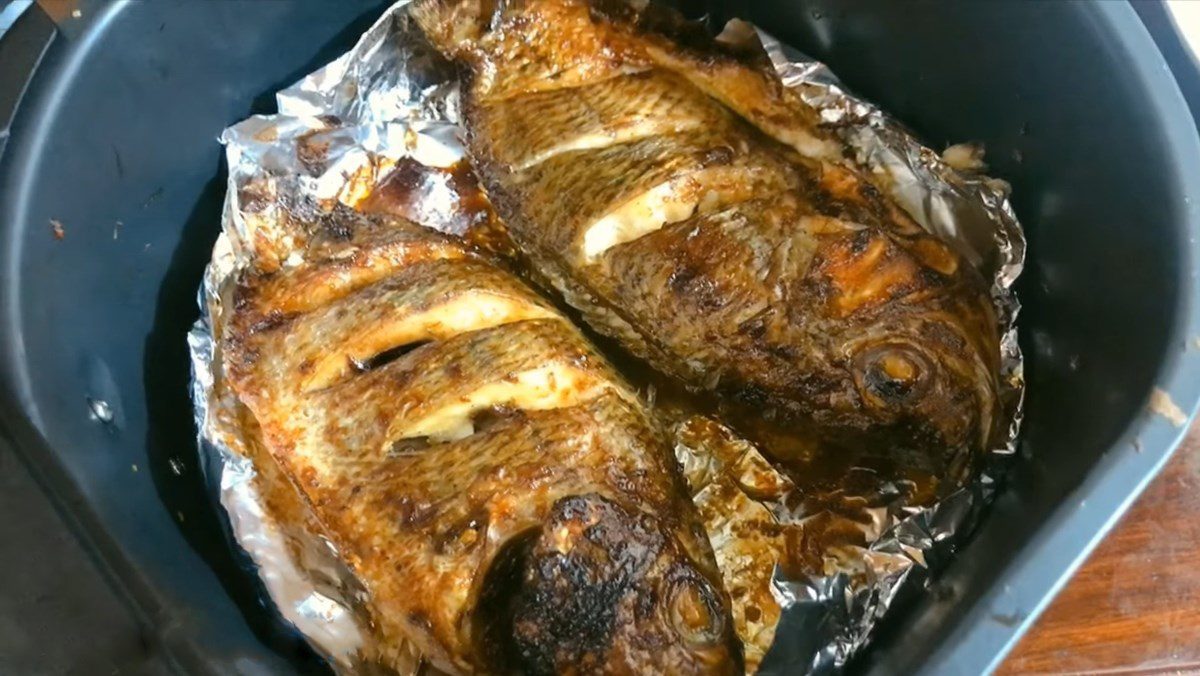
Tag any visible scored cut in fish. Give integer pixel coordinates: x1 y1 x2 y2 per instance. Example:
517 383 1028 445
219 202 742 675
412 0 1003 461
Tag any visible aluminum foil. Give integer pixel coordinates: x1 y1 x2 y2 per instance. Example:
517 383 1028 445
187 2 1025 673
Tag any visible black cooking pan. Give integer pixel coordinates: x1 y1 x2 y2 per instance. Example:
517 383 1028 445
1 1 1198 673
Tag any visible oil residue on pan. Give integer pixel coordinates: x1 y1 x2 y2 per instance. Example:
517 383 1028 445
187 1 1024 673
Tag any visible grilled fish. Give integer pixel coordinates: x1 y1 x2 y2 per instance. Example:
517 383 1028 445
412 0 1002 457
221 205 740 674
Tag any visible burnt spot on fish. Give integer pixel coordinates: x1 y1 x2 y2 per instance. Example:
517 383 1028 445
858 178 883 203
248 310 290 335
667 266 726 312
736 312 770 340
325 218 355 242
233 285 255 312
391 495 440 529
918 265 947 288
698 145 736 167
849 228 873 255
434 510 488 555
667 265 699 295
733 384 770 409
380 364 419 392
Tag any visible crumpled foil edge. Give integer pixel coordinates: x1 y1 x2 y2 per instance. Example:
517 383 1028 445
186 3 1025 674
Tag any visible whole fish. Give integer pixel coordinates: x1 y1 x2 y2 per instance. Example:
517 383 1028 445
221 204 740 674
412 0 1002 458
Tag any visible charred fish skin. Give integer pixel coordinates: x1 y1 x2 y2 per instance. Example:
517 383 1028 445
222 206 739 674
412 0 1002 456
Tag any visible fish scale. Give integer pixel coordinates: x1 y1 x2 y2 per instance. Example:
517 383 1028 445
479 70 728 169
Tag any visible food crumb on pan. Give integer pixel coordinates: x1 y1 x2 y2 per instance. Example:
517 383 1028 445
989 610 1024 627
941 142 988 172
49 219 65 240
1149 387 1188 428
131 464 139 473
113 221 122 240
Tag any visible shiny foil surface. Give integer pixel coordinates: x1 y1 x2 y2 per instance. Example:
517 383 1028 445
187 2 1025 673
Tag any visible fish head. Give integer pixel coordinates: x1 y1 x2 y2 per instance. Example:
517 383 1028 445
810 227 1001 452
474 493 740 675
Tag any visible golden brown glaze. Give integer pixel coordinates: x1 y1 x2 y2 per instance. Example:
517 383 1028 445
412 0 1002 458
221 206 739 674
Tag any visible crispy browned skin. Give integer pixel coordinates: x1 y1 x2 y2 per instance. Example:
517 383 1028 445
412 0 1002 456
222 206 739 674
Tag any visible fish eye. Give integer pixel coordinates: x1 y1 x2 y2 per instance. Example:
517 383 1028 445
853 343 931 407
665 572 726 647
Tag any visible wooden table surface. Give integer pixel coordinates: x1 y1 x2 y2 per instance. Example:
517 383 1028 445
1000 420 1200 674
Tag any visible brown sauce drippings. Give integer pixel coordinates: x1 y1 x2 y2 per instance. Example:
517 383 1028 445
362 159 517 258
